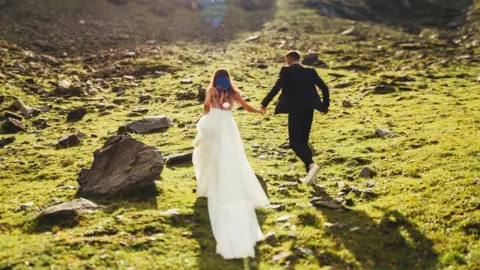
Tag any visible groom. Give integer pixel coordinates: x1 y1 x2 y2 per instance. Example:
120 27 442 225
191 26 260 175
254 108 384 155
260 50 330 184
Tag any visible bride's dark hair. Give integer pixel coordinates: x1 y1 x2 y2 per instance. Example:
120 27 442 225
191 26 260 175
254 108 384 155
209 69 239 108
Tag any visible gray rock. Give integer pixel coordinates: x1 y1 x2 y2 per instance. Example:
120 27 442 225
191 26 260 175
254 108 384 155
125 116 173 134
375 129 396 138
57 134 82 149
67 107 87 122
266 204 286 211
132 108 149 114
35 198 103 220
342 98 353 108
78 134 165 196
374 85 395 94
166 152 193 166
4 111 23 121
2 118 27 133
264 231 276 243
0 136 15 148
302 53 319 65
180 78 193 84
335 80 353 88
139 94 152 103
341 26 357 36
310 198 342 209
272 251 291 262
358 167 375 178
366 180 375 188
55 80 86 97
176 90 196 100
245 35 260 42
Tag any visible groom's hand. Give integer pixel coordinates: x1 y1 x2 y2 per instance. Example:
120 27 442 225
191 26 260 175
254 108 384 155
260 105 266 114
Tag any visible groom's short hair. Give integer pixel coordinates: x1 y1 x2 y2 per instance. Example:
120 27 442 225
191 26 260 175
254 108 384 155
285 50 301 61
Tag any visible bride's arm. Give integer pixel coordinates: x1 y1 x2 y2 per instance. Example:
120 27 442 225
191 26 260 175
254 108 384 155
236 92 263 114
204 87 213 114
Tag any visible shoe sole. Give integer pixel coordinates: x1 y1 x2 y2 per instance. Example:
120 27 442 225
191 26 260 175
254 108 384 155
303 166 320 185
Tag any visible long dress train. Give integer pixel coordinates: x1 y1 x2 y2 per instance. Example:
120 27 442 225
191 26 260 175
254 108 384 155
193 108 270 259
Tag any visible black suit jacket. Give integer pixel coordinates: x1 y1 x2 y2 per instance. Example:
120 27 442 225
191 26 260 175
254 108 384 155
261 64 330 115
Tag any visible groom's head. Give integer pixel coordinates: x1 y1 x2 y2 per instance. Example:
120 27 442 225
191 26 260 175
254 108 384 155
285 50 300 65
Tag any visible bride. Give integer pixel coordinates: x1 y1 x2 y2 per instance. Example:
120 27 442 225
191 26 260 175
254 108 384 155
193 69 270 260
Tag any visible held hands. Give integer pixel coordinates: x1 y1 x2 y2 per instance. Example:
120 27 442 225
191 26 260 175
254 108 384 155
259 105 266 114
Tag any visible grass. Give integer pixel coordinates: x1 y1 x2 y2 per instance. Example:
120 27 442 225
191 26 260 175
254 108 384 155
1 0 479 269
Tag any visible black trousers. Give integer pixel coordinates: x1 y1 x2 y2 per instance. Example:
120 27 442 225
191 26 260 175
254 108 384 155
288 110 314 173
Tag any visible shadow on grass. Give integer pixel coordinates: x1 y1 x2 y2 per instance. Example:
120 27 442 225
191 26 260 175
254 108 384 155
311 185 438 269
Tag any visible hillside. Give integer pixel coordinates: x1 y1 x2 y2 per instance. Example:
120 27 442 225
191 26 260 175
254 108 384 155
0 0 479 269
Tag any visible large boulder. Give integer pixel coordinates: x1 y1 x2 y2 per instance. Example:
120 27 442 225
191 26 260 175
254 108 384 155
77 134 165 196
123 115 173 134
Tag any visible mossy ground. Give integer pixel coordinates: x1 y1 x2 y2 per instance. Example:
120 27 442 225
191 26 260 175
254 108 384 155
1 0 479 269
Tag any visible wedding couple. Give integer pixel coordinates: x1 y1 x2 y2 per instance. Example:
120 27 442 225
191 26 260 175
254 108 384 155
192 51 330 260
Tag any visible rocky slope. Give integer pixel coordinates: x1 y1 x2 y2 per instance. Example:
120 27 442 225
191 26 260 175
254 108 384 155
0 0 479 269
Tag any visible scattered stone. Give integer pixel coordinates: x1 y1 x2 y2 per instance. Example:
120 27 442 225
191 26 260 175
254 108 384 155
302 53 319 65
334 80 353 88
264 232 276 243
287 232 298 239
139 94 152 103
277 215 291 222
180 78 193 84
297 247 314 257
375 129 396 138
374 85 395 94
310 198 342 209
166 152 193 166
67 107 87 122
78 134 165 196
113 97 128 104
57 134 82 149
32 119 50 130
366 180 375 188
2 118 27 133
399 43 424 50
160 208 179 216
358 167 375 178
245 35 260 42
124 116 173 134
345 198 354 206
132 108 149 114
0 136 15 148
4 111 23 121
176 90 196 100
323 222 338 228
272 251 291 262
341 26 357 36
19 201 35 210
266 204 286 211
342 98 353 108
35 198 103 220
476 76 480 82
54 80 86 97
9 99 25 111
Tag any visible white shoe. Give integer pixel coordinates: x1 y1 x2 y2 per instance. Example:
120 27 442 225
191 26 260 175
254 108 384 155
302 164 320 185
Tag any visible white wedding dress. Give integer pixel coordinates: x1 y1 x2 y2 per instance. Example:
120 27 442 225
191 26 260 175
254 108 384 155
193 107 270 259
